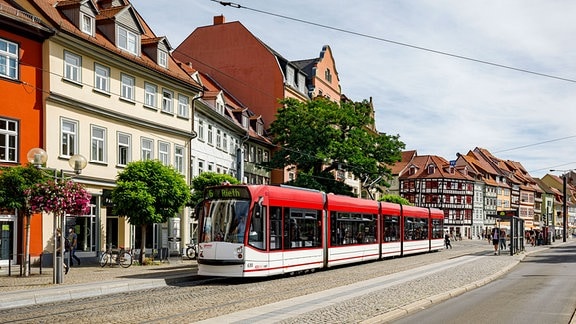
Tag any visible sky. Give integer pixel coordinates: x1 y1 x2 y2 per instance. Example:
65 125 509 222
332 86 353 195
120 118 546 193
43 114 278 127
134 0 576 178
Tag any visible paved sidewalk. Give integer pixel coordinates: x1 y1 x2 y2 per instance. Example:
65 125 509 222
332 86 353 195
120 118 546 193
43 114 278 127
0 256 197 310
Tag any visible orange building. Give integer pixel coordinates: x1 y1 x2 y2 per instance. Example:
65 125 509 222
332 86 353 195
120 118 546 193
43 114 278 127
0 0 54 265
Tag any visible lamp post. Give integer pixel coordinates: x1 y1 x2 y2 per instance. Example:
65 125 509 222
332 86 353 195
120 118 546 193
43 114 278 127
27 148 87 284
550 170 569 243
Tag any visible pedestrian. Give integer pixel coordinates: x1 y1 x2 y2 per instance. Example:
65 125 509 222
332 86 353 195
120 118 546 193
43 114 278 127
56 229 69 274
67 227 81 266
444 232 452 249
499 229 506 250
492 227 500 255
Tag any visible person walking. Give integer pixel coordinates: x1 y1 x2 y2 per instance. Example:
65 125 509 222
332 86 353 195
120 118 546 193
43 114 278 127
492 227 500 255
67 227 81 266
444 232 452 249
499 229 507 250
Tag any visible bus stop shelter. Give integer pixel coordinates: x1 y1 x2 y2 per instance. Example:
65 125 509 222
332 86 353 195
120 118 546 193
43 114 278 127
488 210 525 256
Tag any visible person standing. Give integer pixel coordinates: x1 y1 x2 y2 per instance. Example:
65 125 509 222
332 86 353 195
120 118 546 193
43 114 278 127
67 227 81 266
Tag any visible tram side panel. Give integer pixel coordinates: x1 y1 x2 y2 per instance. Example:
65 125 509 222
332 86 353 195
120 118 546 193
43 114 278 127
430 208 445 251
401 205 433 256
381 203 403 258
326 195 381 267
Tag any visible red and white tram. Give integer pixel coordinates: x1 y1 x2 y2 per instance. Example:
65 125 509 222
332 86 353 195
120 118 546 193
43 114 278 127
196 184 444 277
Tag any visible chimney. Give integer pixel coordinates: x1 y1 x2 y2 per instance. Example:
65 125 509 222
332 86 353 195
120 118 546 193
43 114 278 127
214 15 225 25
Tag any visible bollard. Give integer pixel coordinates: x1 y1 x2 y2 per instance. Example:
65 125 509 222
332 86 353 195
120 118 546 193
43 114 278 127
39 253 43 274
8 257 11 276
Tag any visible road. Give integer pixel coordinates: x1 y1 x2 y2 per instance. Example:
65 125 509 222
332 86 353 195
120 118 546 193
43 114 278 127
0 240 529 323
394 242 576 324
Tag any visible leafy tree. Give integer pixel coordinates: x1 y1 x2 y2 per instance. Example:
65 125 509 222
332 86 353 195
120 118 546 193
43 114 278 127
0 164 49 276
266 97 405 195
379 194 412 205
190 172 240 207
112 160 191 264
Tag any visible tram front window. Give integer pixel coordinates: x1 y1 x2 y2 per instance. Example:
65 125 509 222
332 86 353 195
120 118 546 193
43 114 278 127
201 199 249 244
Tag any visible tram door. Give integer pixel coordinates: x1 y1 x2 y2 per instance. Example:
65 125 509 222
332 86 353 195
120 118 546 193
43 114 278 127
269 207 283 268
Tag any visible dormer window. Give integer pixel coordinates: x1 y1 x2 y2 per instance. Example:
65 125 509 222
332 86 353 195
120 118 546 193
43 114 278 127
81 13 94 36
409 166 416 176
427 164 435 174
158 50 168 68
286 66 295 87
242 114 249 129
256 121 263 136
118 26 138 55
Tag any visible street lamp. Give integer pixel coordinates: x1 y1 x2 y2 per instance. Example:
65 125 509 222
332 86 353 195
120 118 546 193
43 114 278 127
550 170 569 243
27 148 87 284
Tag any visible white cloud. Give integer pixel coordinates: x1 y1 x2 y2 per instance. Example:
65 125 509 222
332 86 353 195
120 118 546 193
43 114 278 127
134 0 576 178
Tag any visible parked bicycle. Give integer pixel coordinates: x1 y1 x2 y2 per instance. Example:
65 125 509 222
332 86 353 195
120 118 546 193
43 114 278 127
99 244 133 268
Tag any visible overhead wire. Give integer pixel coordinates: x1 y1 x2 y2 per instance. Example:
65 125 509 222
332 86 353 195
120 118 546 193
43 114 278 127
210 0 576 84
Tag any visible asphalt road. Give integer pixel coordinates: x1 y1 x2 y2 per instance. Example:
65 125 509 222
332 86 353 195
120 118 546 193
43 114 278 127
394 242 576 324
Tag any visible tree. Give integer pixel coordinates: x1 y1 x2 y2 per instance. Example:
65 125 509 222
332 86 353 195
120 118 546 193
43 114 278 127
112 160 191 264
190 172 240 207
0 164 49 276
379 194 412 205
266 97 405 195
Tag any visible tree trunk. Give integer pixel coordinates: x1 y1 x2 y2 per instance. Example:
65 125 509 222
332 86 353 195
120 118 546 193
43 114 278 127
24 214 31 277
140 224 146 265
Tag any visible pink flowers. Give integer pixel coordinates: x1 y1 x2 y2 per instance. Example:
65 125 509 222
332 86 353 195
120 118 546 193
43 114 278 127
25 180 91 216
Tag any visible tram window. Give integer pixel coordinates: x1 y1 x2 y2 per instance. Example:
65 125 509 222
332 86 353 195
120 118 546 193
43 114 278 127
384 215 400 242
432 219 443 239
285 208 321 249
248 205 266 249
404 217 429 241
270 207 282 250
330 211 376 245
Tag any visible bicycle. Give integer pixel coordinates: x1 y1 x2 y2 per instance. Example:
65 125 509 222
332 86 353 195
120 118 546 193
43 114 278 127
99 244 133 268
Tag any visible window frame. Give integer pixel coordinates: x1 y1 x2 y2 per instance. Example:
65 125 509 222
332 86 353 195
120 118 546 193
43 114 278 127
60 118 78 157
174 145 184 174
90 125 106 163
158 141 170 165
117 132 131 167
177 94 189 117
141 137 154 161
144 82 158 108
81 13 94 36
162 88 174 113
94 63 110 93
158 50 168 68
0 38 18 80
117 26 138 55
0 117 18 162
120 73 135 102
63 51 82 84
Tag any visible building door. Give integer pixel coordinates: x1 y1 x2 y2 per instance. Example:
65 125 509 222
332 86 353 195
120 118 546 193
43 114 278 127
0 217 15 265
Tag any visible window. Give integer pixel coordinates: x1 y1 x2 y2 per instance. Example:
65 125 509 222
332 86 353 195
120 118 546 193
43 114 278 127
117 133 131 166
162 89 173 113
158 50 168 68
198 159 204 174
0 118 17 162
118 26 138 55
94 64 110 93
216 129 222 149
174 145 184 174
177 94 189 117
64 51 81 83
256 121 263 136
207 124 213 145
141 137 153 160
60 118 78 157
159 141 169 165
242 114 248 128
144 83 157 108
197 120 204 141
223 133 228 153
286 66 295 87
0 38 18 80
121 74 135 101
325 68 332 82
81 13 94 36
91 125 106 163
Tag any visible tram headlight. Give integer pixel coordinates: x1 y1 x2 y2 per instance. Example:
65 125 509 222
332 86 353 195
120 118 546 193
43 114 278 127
236 246 243 259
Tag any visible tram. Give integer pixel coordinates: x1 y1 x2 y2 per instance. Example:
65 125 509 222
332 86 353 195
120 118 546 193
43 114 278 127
196 184 444 277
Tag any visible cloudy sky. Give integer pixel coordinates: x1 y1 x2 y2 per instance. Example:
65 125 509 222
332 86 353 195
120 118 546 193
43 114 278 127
134 0 576 178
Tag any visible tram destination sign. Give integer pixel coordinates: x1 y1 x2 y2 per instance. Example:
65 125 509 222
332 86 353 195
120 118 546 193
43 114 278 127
205 186 251 200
